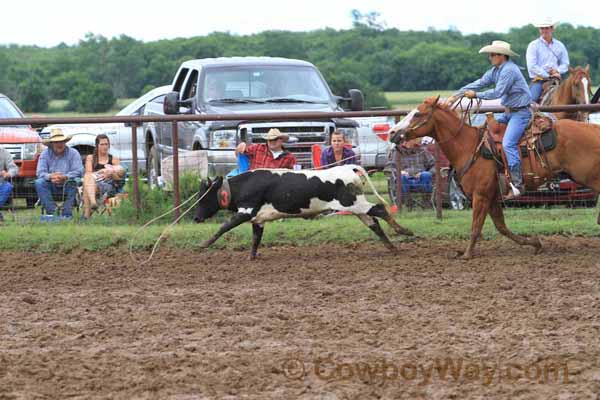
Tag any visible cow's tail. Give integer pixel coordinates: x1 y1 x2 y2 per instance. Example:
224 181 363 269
353 165 390 208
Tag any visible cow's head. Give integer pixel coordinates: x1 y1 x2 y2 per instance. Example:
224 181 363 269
194 176 224 223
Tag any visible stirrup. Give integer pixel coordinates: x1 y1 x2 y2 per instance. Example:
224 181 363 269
503 183 522 200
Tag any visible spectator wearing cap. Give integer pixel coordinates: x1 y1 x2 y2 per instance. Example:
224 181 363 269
235 128 297 170
35 128 83 220
526 17 570 103
0 147 19 223
320 131 358 169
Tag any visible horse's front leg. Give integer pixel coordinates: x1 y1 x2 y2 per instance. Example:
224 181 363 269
200 212 252 249
488 199 542 253
460 193 492 259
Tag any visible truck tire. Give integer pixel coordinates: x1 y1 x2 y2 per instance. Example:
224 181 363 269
146 145 161 188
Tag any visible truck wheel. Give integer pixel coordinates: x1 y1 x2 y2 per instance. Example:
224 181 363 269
147 145 161 189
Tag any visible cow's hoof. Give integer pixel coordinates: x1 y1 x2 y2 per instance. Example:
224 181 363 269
199 241 210 249
248 252 261 261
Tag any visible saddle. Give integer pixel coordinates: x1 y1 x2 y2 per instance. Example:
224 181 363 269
481 112 557 190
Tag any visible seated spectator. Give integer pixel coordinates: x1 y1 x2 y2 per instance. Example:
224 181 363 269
235 128 297 170
35 128 83 220
82 134 126 219
320 130 358 168
0 146 19 224
397 137 435 194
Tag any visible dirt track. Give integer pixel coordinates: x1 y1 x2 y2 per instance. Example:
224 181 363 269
1 237 599 399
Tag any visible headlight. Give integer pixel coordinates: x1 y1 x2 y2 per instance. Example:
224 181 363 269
336 127 359 147
210 130 237 149
22 143 39 160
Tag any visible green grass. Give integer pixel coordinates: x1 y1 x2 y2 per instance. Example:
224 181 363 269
28 98 136 118
385 90 455 109
2 207 599 252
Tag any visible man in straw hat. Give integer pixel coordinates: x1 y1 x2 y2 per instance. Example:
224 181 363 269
235 128 297 170
446 40 532 200
35 128 83 220
526 17 570 103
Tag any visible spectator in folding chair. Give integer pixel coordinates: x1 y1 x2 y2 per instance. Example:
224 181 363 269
35 128 83 221
319 130 358 169
235 128 297 170
82 134 126 219
0 146 19 224
396 137 435 200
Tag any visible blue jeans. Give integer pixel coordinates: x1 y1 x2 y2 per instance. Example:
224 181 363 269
529 81 543 103
35 178 78 216
0 181 13 215
497 109 531 168
401 171 433 194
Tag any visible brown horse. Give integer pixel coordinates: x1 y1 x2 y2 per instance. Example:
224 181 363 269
543 65 593 121
390 96 600 259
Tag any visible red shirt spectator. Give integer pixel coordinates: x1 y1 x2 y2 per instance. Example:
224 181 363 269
236 128 297 170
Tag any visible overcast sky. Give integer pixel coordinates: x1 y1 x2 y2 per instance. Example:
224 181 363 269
3 0 600 47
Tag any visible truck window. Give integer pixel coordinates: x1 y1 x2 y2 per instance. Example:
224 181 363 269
202 66 331 103
173 68 189 93
182 70 199 100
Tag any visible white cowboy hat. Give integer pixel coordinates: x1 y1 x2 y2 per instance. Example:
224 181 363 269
534 17 558 28
478 40 519 57
265 128 289 141
43 128 71 144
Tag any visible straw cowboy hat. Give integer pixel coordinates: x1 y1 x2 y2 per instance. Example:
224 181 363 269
478 40 519 57
43 128 71 144
534 17 558 28
265 128 289 141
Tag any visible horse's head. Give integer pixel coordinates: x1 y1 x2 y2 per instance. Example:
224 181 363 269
389 96 441 145
567 65 592 105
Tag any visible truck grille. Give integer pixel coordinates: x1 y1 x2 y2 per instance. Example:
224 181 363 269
242 122 333 168
0 144 22 160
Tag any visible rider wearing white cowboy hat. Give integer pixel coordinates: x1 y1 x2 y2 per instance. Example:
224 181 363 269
36 128 83 220
526 17 570 103
446 40 532 200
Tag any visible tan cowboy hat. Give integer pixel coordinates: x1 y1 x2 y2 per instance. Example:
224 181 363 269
478 40 519 57
265 128 289 141
43 128 71 144
534 17 558 28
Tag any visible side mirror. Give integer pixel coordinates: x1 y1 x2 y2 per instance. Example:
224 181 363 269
348 89 364 111
164 91 181 115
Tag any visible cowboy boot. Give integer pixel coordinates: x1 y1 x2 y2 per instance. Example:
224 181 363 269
503 164 524 200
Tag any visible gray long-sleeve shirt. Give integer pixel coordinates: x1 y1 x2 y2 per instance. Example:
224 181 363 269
0 147 19 182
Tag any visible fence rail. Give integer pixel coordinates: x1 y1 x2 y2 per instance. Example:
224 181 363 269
2 103 600 221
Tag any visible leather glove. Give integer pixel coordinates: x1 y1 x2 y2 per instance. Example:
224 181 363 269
445 96 458 105
464 90 477 99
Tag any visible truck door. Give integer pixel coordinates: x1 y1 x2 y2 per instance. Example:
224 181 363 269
179 69 201 151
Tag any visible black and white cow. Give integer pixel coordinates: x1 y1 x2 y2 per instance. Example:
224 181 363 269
194 165 413 259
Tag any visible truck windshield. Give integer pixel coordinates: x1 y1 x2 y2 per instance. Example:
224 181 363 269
0 98 23 119
203 66 331 103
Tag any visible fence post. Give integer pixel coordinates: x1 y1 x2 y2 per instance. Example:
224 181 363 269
394 147 403 211
172 121 180 221
130 123 141 218
434 143 443 219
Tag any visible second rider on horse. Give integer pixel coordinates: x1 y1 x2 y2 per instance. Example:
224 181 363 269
447 40 532 200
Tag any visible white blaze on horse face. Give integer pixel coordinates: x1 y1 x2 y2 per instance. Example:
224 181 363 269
582 77 590 104
392 109 418 132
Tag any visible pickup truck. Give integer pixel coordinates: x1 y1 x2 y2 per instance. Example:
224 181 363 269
142 57 364 183
351 114 395 171
0 93 42 207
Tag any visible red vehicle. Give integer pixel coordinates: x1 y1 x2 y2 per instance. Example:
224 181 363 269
0 93 42 207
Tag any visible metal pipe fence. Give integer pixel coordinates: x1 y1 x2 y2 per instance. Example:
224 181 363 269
2 103 600 222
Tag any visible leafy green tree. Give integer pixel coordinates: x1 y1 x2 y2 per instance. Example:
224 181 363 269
68 81 115 113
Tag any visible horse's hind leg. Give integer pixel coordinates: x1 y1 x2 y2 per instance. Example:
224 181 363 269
460 194 492 259
357 214 397 253
367 204 414 236
488 199 543 254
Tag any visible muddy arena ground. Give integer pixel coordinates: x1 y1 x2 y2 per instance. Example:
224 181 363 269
1 237 599 399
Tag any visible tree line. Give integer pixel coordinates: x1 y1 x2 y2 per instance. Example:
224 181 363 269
1 22 599 112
